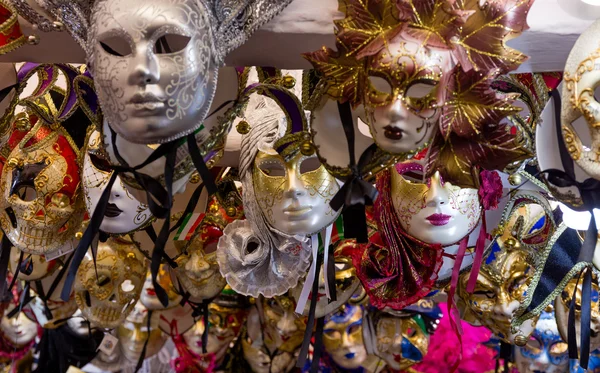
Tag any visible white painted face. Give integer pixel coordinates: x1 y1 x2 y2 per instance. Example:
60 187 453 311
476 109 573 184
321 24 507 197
1 304 38 346
83 130 153 234
390 165 482 246
515 312 569 373
9 250 54 281
365 39 452 155
89 0 218 144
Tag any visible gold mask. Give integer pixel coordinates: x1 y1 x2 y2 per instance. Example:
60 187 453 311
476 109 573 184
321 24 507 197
118 315 167 363
323 304 367 370
252 150 339 236
262 295 307 353
376 315 429 371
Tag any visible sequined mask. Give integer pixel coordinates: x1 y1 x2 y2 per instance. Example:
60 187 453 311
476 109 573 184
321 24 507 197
88 0 218 144
390 163 481 246
323 304 367 370
375 314 429 371
0 122 84 254
253 150 339 236
82 130 153 234
74 237 146 329
262 295 307 354
554 275 600 352
562 19 600 179
515 311 569 373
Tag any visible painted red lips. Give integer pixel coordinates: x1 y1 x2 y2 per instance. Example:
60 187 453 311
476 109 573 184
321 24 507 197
425 213 451 226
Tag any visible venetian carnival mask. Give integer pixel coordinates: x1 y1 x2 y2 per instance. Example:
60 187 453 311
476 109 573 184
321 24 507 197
262 295 307 354
9 249 57 281
174 194 237 301
253 143 339 236
242 337 296 373
323 304 368 370
88 0 218 144
391 163 481 246
0 122 83 254
554 275 600 352
118 302 167 363
1 305 38 348
373 312 429 371
82 130 153 234
515 310 569 373
183 290 249 365
561 19 600 180
25 270 79 329
74 236 146 329
140 265 182 311
291 240 362 318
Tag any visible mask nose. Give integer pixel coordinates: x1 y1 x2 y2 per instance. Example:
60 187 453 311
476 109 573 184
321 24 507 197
425 172 449 208
387 98 407 123
493 297 519 319
185 252 210 274
130 46 160 85
284 171 306 199
277 312 298 335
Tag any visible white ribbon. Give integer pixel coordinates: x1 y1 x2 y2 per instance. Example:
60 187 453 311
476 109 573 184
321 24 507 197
321 224 334 300
295 233 320 314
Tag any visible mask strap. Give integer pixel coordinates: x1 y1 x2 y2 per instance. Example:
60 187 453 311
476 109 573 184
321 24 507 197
295 234 319 314
296 249 324 368
7 250 24 292
446 236 467 371
186 133 217 195
329 101 378 244
466 213 489 292
321 224 334 301
134 310 153 373
309 317 325 373
8 281 33 319
0 234 12 298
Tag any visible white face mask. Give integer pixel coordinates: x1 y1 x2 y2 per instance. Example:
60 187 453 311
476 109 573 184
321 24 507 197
89 0 218 144
1 305 38 346
83 130 153 234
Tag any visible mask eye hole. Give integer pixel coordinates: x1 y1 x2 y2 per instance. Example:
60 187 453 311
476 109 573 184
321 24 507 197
98 36 132 57
525 336 542 354
549 341 568 356
405 80 437 99
257 160 286 177
368 75 392 95
299 157 321 174
154 34 191 54
121 279 135 292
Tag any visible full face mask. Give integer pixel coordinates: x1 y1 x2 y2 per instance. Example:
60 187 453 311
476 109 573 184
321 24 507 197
305 0 533 156
323 304 368 370
74 236 146 329
140 264 182 311
554 275 600 352
373 312 429 371
291 240 362 318
457 191 555 345
0 121 84 254
174 193 239 301
261 295 307 354
118 302 167 363
561 19 600 180
9 249 58 282
1 303 38 349
515 310 569 373
82 130 153 234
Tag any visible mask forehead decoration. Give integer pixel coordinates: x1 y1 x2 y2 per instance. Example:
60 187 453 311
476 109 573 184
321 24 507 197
458 190 556 345
218 75 328 298
74 236 145 329
37 0 295 144
304 0 533 156
0 118 84 254
562 19 600 180
515 310 569 373
82 130 154 234
175 180 242 301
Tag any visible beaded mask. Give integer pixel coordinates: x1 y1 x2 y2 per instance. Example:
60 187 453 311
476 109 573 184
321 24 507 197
74 236 146 329
323 304 368 370
515 310 569 373
458 191 555 345
305 0 533 156
0 120 84 254
82 130 153 234
562 19 600 180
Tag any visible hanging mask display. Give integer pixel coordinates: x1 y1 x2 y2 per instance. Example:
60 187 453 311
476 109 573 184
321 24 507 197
217 78 335 298
0 119 84 254
304 0 533 158
291 235 363 318
322 303 368 370
174 189 242 301
261 294 307 355
457 190 556 345
555 274 600 353
118 301 168 364
82 129 154 234
0 282 40 361
515 309 569 373
73 236 146 329
9 249 58 282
